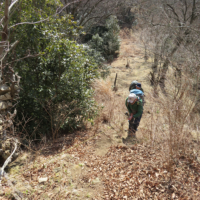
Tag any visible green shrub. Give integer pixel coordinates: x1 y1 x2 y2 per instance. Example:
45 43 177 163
8 2 100 138
88 16 120 61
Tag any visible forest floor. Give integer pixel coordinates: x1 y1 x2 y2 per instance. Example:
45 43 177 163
1 30 200 200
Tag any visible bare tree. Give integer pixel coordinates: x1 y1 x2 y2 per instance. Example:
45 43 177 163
0 0 21 161
61 0 137 28
138 0 200 94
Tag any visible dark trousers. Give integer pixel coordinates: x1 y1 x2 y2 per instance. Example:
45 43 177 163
129 113 143 136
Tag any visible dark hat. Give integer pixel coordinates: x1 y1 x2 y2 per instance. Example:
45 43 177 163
137 83 141 88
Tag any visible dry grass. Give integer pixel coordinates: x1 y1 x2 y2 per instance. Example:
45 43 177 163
139 75 200 181
93 79 113 101
119 28 135 40
92 78 127 139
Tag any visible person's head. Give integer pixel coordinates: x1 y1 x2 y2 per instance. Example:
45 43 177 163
131 80 138 85
136 83 141 90
127 93 137 104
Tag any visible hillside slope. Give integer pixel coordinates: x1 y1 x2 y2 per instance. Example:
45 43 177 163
1 30 200 200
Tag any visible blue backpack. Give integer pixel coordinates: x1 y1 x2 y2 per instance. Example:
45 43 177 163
130 89 145 106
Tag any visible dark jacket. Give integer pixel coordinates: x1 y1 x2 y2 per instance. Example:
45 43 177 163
129 81 144 92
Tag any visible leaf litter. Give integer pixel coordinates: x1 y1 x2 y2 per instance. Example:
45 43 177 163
1 132 200 199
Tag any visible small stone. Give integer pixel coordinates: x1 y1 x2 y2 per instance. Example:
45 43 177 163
0 85 10 93
0 102 8 110
61 154 71 159
0 93 11 101
92 177 100 184
38 177 48 183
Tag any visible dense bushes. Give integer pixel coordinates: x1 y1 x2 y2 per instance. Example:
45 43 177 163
4 1 121 139
14 32 99 138
7 2 100 139
87 16 120 61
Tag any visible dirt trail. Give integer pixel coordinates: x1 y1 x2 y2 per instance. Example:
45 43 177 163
94 34 152 156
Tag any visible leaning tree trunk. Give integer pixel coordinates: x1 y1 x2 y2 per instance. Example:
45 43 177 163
0 0 20 161
150 52 159 86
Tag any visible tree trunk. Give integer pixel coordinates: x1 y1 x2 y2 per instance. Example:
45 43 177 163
150 52 159 86
0 0 20 160
159 36 183 93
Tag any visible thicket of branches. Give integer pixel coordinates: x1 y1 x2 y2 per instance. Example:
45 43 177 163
138 0 200 112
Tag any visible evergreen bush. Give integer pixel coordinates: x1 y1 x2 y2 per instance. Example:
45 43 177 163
7 1 100 138
88 16 120 61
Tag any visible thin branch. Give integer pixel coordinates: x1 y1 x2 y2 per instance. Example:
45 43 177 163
82 13 113 26
9 0 81 29
183 0 188 23
9 18 50 29
9 0 20 13
0 138 18 183
79 0 105 25
190 0 197 24
0 0 20 27
7 52 44 65
0 40 19 62
166 3 181 25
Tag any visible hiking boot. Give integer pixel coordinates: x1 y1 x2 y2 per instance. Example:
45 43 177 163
129 137 137 142
122 135 135 144
128 131 136 138
122 137 126 143
122 136 130 143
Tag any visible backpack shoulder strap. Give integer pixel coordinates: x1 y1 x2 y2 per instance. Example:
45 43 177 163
126 99 129 107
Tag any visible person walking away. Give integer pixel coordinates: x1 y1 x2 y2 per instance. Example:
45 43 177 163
129 80 138 91
123 93 143 143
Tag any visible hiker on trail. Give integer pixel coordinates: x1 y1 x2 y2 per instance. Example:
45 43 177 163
129 81 145 105
129 80 138 91
123 93 143 143
129 81 144 92
130 88 144 106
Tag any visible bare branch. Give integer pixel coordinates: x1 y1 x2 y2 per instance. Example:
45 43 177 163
166 3 181 25
9 0 82 29
7 52 42 65
0 138 18 183
190 0 197 24
183 0 188 22
9 0 20 13
79 0 105 25
0 40 19 62
9 18 50 29
0 0 20 27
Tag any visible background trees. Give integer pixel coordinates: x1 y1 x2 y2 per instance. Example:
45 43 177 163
138 0 200 97
61 0 137 27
